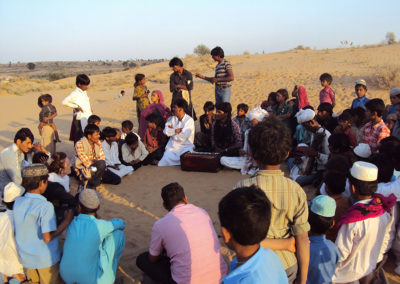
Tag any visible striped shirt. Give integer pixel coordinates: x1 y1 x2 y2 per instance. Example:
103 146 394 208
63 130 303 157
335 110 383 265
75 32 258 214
233 170 310 270
361 120 390 153
215 60 232 88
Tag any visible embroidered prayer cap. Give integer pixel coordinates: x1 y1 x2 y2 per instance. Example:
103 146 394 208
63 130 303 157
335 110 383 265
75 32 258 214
3 182 25 203
79 188 100 209
310 195 336 217
353 143 372 158
22 163 49 178
390 88 400 97
249 106 269 122
355 79 367 87
350 161 378 182
296 108 315 124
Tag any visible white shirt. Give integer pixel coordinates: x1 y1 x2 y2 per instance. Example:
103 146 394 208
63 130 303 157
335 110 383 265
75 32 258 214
48 172 70 193
0 144 24 190
312 127 331 170
102 141 122 166
121 141 148 163
62 87 92 121
333 199 392 282
0 210 24 276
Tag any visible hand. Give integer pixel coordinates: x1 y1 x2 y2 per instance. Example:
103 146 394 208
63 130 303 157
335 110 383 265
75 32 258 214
43 117 49 122
167 124 173 129
287 236 296 253
194 72 202 78
114 165 120 170
32 142 45 152
175 128 182 134
76 106 84 112
81 168 92 179
39 156 49 165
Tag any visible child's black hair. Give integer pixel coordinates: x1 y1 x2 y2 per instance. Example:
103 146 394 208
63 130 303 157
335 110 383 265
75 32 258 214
84 124 100 138
369 153 394 183
236 103 249 113
88 115 101 125
325 155 350 175
267 92 278 104
249 117 292 166
365 99 385 118
121 120 134 131
277 89 289 101
134 73 145 87
203 101 215 112
125 132 139 146
169 57 183 67
349 175 378 196
324 171 346 195
102 126 117 139
145 113 163 127
76 74 90 86
338 109 353 122
32 151 49 164
328 133 350 153
320 73 333 84
309 211 334 235
211 46 224 58
38 94 53 108
218 185 271 245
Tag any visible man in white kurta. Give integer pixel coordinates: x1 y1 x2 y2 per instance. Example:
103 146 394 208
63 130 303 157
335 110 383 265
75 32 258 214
102 140 133 177
62 85 92 130
158 100 195 167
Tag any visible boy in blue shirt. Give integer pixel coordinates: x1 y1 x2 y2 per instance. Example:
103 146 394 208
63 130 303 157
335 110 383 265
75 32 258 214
307 195 341 284
219 185 288 284
351 79 370 110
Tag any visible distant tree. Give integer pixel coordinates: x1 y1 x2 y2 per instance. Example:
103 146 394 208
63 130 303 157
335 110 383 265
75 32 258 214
122 61 129 67
128 62 137 68
386 32 396 45
26 62 36 70
194 44 210 56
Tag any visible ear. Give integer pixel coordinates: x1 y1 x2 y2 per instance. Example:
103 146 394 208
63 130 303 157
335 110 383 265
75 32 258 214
330 219 335 230
183 195 188 204
221 226 232 245
350 184 356 196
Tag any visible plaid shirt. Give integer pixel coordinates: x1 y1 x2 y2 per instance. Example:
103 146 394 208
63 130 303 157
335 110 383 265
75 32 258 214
75 138 105 168
361 120 390 153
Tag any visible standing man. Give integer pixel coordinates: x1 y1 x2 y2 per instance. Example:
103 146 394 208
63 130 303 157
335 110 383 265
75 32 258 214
195 46 234 103
169 57 195 118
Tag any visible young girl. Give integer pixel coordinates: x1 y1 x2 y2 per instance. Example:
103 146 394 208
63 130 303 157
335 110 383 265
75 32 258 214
132 73 150 124
143 113 168 164
38 94 61 142
273 89 293 130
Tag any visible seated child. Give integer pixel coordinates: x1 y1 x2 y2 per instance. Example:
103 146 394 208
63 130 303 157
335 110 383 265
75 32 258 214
101 127 133 178
327 133 352 165
350 107 367 144
121 132 149 170
143 113 168 164
273 89 294 131
334 110 357 148
261 92 278 116
121 120 140 140
38 94 61 142
316 102 338 133
307 195 341 284
319 72 335 107
333 161 396 283
195 101 215 152
385 113 397 134
351 79 370 110
88 114 101 127
0 182 26 283
219 185 289 284
383 88 400 121
233 103 251 143
323 171 352 242
319 155 352 199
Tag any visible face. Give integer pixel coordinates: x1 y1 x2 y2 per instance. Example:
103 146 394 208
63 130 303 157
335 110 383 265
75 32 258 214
171 65 182 73
115 131 121 140
106 136 117 143
390 95 400 105
215 109 227 120
151 92 159 103
62 158 72 175
88 131 100 143
94 121 100 127
355 86 366 98
16 137 33 153
39 179 48 194
129 142 139 151
386 120 395 130
317 109 328 120
251 119 259 127
302 120 318 132
237 109 246 117
365 108 376 122
338 119 351 129
140 77 146 85
276 92 284 103
41 99 49 105
320 80 329 87
78 84 89 91
173 105 182 116
122 127 130 134
205 109 215 116
121 91 125 96
211 55 219 62
148 122 157 129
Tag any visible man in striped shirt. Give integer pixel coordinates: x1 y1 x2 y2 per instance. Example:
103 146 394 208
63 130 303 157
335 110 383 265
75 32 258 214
233 118 310 284
195 46 234 103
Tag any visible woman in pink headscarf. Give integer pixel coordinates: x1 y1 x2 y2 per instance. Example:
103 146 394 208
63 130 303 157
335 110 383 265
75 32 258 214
138 90 171 139
292 85 310 110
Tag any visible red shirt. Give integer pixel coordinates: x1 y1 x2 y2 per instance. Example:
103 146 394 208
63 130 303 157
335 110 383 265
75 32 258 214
361 120 390 153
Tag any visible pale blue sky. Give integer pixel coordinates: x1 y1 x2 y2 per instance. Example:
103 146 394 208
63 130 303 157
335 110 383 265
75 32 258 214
0 0 399 63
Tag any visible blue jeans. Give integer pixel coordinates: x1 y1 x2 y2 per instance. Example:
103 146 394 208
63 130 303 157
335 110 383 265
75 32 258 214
215 87 231 103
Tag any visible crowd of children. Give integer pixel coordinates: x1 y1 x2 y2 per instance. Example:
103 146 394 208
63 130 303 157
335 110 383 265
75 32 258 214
1 62 400 284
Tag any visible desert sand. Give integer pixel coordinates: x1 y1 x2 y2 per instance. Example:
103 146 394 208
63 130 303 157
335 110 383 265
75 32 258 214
1 44 400 283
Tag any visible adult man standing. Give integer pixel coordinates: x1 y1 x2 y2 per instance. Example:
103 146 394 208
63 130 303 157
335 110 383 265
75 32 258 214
195 46 234 103
158 99 195 167
136 183 227 283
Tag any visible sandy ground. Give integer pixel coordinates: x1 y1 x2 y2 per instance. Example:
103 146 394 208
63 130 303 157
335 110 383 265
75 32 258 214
1 44 400 283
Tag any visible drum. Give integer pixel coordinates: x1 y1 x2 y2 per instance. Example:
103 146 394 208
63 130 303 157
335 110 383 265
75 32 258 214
180 151 222 172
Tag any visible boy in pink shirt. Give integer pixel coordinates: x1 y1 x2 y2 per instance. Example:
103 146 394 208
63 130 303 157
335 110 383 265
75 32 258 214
319 73 335 107
136 183 227 284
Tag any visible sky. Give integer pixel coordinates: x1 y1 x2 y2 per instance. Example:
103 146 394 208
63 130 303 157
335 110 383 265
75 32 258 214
1 0 399 63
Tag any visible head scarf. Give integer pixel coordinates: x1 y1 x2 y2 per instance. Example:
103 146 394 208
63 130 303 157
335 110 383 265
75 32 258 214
152 90 165 105
297 86 310 109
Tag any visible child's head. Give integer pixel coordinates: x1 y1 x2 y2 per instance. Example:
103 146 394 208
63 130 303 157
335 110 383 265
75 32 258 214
355 79 367 98
21 164 49 194
134 73 146 87
38 94 52 107
276 89 289 103
389 88 400 106
324 171 347 196
32 151 49 164
121 90 125 96
121 120 134 134
203 101 215 115
338 110 353 129
218 185 271 248
267 92 278 106
349 161 378 198
249 117 292 167
76 74 90 90
365 98 385 120
145 113 161 129
317 103 333 120
102 127 117 143
369 153 395 183
125 132 139 151
2 182 25 210
236 103 249 117
88 114 101 127
328 133 350 154
309 195 336 235
386 113 397 131
351 107 366 127
379 136 400 159
114 128 121 140
320 73 333 87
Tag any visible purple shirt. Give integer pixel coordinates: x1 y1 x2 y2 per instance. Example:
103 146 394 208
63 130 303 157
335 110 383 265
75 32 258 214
319 87 335 105
149 204 227 284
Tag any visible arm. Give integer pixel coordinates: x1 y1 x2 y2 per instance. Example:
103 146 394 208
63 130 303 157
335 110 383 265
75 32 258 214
75 141 92 168
194 73 215 84
294 232 310 284
148 224 163 263
121 144 134 163
174 118 195 142
62 92 80 109
42 208 73 243
138 141 149 161
163 117 177 137
43 112 58 122
261 236 295 252
215 68 234 83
